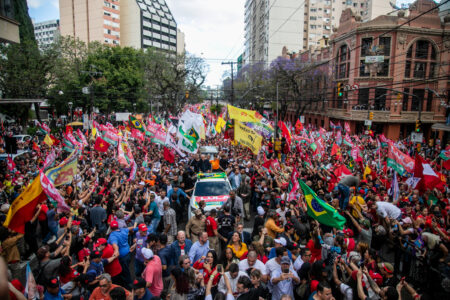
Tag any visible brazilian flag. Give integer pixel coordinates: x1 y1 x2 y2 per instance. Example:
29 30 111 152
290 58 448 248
299 179 346 229
129 115 145 132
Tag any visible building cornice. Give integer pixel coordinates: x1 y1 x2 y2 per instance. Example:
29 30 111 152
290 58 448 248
331 25 449 45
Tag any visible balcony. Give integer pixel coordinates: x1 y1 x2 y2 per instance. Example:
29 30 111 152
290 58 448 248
322 109 437 123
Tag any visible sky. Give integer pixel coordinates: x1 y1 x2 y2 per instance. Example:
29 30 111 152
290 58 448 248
27 0 245 87
27 0 421 87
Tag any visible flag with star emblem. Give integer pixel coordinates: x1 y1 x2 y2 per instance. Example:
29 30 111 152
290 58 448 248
299 179 346 229
94 136 110 152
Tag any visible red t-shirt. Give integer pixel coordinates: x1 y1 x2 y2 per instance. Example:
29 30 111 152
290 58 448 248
38 204 48 221
206 216 217 237
102 244 122 277
306 239 322 263
60 269 78 284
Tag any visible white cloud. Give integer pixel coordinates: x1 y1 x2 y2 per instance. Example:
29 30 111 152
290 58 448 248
27 0 44 9
166 0 245 86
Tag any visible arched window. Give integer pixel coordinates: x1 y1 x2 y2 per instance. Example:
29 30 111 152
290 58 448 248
404 40 437 79
335 44 350 79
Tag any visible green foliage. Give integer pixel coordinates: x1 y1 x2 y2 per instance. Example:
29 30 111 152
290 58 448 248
210 104 223 114
27 127 37 136
14 0 36 42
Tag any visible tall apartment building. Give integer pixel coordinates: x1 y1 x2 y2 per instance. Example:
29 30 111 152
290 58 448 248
0 0 20 44
59 0 181 53
59 0 120 45
121 0 178 52
305 0 392 51
34 19 60 48
243 0 305 66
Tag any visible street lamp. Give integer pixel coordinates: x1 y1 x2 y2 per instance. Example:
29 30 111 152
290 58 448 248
133 103 137 113
68 102 73 122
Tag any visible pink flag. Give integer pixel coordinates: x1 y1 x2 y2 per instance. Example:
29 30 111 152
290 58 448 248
40 171 70 212
288 168 300 201
344 122 351 133
77 129 88 147
43 149 56 170
131 128 145 141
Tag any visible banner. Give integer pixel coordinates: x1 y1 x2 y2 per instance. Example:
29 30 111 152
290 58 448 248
165 133 186 157
227 104 262 123
215 117 226 134
45 149 78 186
234 121 262 155
387 141 414 175
40 171 70 212
77 129 88 147
43 149 56 170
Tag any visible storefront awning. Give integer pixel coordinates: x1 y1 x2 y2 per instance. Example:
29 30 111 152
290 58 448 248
431 123 450 132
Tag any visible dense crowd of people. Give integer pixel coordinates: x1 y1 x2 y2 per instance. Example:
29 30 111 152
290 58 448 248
0 116 449 300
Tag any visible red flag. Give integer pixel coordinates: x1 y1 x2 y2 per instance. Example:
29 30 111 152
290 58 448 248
65 126 73 134
414 154 441 194
278 121 291 144
7 155 15 171
50 135 60 145
163 147 175 164
32 142 40 153
94 136 110 152
331 143 340 157
295 119 303 134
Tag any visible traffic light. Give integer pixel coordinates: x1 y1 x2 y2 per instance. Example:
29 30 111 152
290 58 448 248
369 112 373 120
185 91 189 99
415 119 421 132
337 83 343 97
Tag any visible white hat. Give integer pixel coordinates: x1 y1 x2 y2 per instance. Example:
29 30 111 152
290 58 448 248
274 237 287 246
257 206 265 216
141 247 154 260
0 203 10 213
139 181 145 186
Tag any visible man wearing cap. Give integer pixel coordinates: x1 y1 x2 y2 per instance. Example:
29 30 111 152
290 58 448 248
94 238 122 284
108 220 133 289
268 237 293 260
132 223 149 277
141 247 163 297
85 249 119 286
270 256 300 300
344 211 372 247
185 209 206 243
133 277 153 300
42 277 71 300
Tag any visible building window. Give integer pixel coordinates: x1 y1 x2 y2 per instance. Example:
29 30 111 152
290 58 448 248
361 37 372 57
411 89 425 111
379 37 391 56
335 44 350 79
404 40 438 79
374 88 387 111
426 90 433 111
358 88 369 106
402 88 409 111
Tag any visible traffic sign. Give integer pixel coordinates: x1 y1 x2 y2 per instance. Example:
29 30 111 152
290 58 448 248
410 132 423 143
364 120 372 126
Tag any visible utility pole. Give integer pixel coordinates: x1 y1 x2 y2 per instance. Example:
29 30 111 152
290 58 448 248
221 61 235 105
81 65 102 127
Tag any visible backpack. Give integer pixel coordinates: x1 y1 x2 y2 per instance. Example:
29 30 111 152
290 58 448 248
35 260 51 286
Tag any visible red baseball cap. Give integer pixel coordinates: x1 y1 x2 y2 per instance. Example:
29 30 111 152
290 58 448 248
138 224 148 232
110 220 119 229
343 228 354 237
59 217 68 226
72 220 81 226
94 238 107 248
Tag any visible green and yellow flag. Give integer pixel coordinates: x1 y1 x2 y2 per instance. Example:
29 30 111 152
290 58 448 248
129 115 145 132
299 179 346 229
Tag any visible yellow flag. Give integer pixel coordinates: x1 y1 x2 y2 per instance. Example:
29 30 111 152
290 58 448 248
44 134 53 147
227 104 262 123
234 121 262 154
363 165 372 180
92 127 97 138
215 117 226 134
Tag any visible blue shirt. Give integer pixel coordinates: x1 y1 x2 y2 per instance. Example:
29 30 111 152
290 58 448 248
44 288 66 300
167 189 188 204
108 228 130 257
188 240 210 264
158 246 174 277
149 202 160 220
134 288 153 300
134 229 149 262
